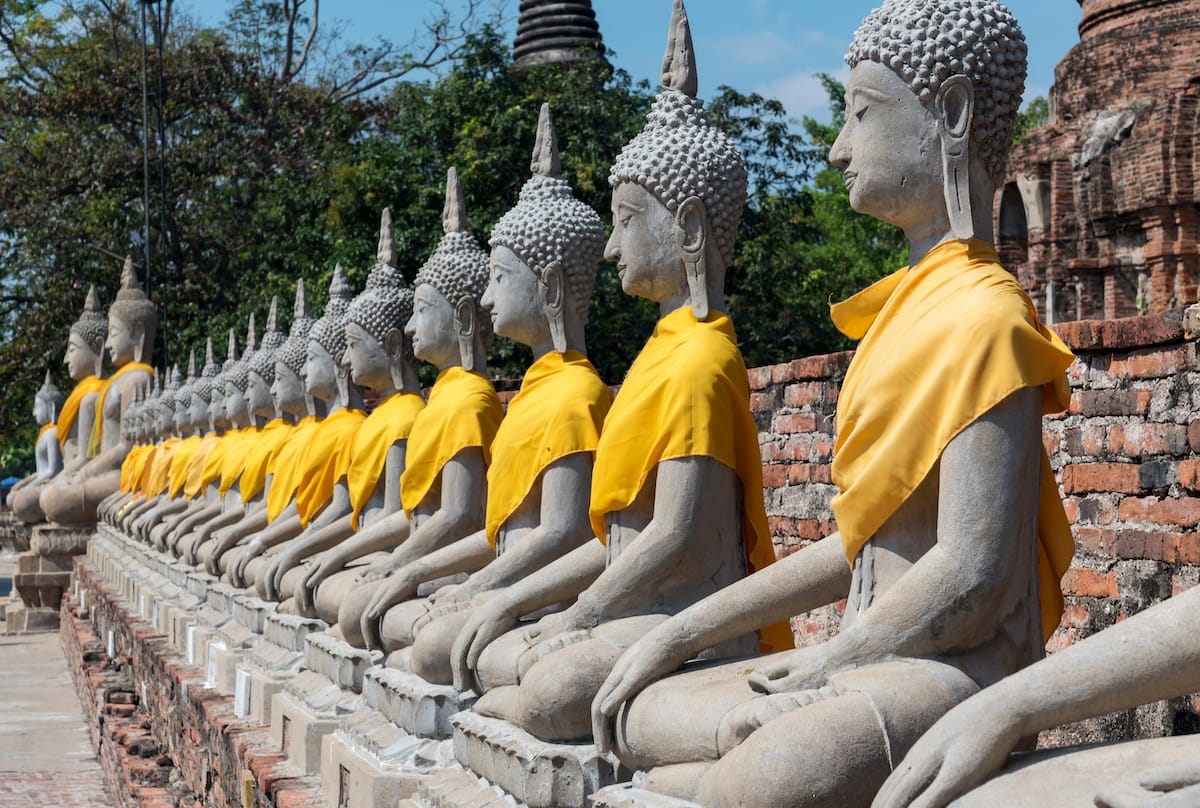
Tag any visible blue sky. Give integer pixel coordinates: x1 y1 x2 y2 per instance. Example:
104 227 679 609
181 0 1084 119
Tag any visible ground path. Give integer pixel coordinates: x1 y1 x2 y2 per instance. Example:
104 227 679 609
0 550 112 807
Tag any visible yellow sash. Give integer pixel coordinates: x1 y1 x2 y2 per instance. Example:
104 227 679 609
218 426 262 496
238 419 293 502
486 351 610 548
830 239 1076 641
120 444 152 493
143 437 181 497
132 445 158 495
294 408 367 527
183 433 222 499
37 423 55 442
58 375 103 453
201 428 239 491
168 435 203 499
400 367 502 515
87 362 154 457
266 415 321 522
348 392 425 530
589 307 792 653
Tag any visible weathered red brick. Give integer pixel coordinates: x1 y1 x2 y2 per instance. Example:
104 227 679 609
1061 462 1141 494
746 365 773 391
1061 566 1119 598
1061 603 1092 628
760 464 788 488
1068 388 1152 416
782 381 827 408
1074 526 1116 556
1117 497 1200 528
1109 343 1197 379
1107 423 1188 457
749 390 777 413
1189 420 1200 453
774 412 818 434
1181 459 1200 492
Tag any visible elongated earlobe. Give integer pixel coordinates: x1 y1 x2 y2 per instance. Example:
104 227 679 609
936 75 976 240
677 196 710 319
540 262 568 353
455 296 479 372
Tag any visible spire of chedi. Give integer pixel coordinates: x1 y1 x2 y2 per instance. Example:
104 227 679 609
512 0 605 73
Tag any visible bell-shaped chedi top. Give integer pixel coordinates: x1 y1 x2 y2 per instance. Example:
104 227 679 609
513 0 606 73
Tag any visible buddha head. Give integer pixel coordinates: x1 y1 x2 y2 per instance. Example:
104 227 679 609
832 0 1026 243
248 297 284 420
34 370 64 427
106 256 159 367
67 285 108 380
274 280 314 419
306 265 354 402
223 315 256 428
606 0 747 319
407 168 491 372
345 209 417 393
175 350 197 434
158 365 182 437
485 104 605 355
206 329 237 431
191 336 218 431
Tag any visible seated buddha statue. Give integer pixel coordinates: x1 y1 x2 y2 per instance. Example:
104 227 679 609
450 4 790 743
586 2 1078 805
8 371 66 516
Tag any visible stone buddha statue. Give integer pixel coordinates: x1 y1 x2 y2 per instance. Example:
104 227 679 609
586 2 1077 805
42 256 157 526
256 209 425 615
118 366 185 537
333 167 503 649
105 383 154 523
8 371 65 517
228 265 368 594
450 2 789 743
207 282 314 578
187 299 296 570
12 287 106 524
363 104 612 684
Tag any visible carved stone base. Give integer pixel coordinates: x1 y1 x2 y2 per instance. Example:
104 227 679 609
0 510 33 554
10 523 95 616
306 631 382 692
400 766 519 808
366 666 476 739
271 670 364 774
451 712 629 808
1 601 62 634
591 785 699 808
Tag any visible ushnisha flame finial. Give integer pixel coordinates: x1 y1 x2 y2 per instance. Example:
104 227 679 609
660 0 698 97
530 103 562 179
442 167 468 235
377 208 398 268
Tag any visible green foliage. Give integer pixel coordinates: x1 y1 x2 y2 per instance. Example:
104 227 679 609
1014 96 1049 143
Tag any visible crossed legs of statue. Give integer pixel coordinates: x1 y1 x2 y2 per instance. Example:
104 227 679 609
609 656 977 807
471 614 671 740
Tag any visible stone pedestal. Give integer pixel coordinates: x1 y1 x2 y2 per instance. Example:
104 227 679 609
5 522 93 634
0 510 33 554
306 631 382 692
591 785 699 808
271 669 363 774
367 667 476 740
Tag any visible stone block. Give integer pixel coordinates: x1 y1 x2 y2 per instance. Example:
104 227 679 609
232 595 276 633
365 667 476 740
305 632 381 692
592 784 700 808
30 524 92 556
451 711 627 808
264 611 327 652
1 602 60 634
271 671 363 775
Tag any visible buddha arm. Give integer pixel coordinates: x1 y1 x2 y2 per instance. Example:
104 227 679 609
273 485 355 561
393 530 494 585
253 507 304 550
381 442 406 516
818 387 1043 670
387 449 485 570
78 442 129 479
466 453 595 594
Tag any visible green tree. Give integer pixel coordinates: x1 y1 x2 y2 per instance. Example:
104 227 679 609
1014 96 1049 143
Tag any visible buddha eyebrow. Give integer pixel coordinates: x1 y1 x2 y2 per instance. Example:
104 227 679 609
851 87 892 104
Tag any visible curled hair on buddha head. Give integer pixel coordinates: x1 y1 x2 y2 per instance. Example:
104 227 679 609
250 296 286 385
175 349 197 410
109 256 159 360
415 168 493 349
36 369 65 416
346 209 415 360
608 0 748 268
70 285 108 355
159 364 181 417
490 103 605 325
309 264 354 362
227 314 256 394
193 335 219 404
277 279 315 377
846 0 1027 184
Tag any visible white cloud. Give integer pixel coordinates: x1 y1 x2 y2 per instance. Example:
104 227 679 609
715 30 794 66
756 66 849 120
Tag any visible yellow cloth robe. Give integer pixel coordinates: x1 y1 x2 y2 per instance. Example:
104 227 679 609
37 423 55 442
86 362 154 457
131 445 158 495
58 376 103 454
485 351 610 549
829 238 1076 641
348 392 425 530
183 433 223 499
218 426 264 496
293 408 367 527
266 415 321 522
238 420 294 502
120 444 153 493
201 428 240 492
400 367 503 516
168 435 204 499
142 437 182 497
589 307 792 654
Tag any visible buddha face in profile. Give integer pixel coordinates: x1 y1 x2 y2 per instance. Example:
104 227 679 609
106 316 139 367
830 61 948 232
224 380 249 427
272 362 307 417
208 388 229 430
605 183 686 304
65 333 100 381
405 284 458 368
247 371 275 419
303 341 338 400
174 393 191 432
33 391 53 426
187 391 207 430
483 246 547 345
344 322 399 391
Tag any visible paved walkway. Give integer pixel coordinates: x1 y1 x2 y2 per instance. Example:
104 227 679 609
1 553 112 807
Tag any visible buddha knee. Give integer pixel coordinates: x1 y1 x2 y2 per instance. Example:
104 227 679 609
515 641 623 741
336 582 378 647
409 611 470 685
716 689 836 755
380 599 430 652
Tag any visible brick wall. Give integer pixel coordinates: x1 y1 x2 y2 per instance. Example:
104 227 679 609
752 305 1200 747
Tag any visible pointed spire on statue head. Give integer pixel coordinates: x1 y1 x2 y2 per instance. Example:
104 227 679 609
329 263 353 302
245 312 257 356
227 328 237 363
186 349 196 382
120 255 139 291
661 0 698 97
85 285 102 313
531 103 562 179
377 208 398 268
442 167 467 234
294 279 309 321
265 296 279 335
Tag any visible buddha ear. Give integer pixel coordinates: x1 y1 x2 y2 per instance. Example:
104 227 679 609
383 327 404 361
676 196 710 319
131 322 147 363
539 262 568 353
454 295 479 372
936 74 976 241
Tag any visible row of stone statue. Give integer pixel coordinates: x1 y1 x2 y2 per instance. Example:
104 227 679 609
15 0 1200 804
